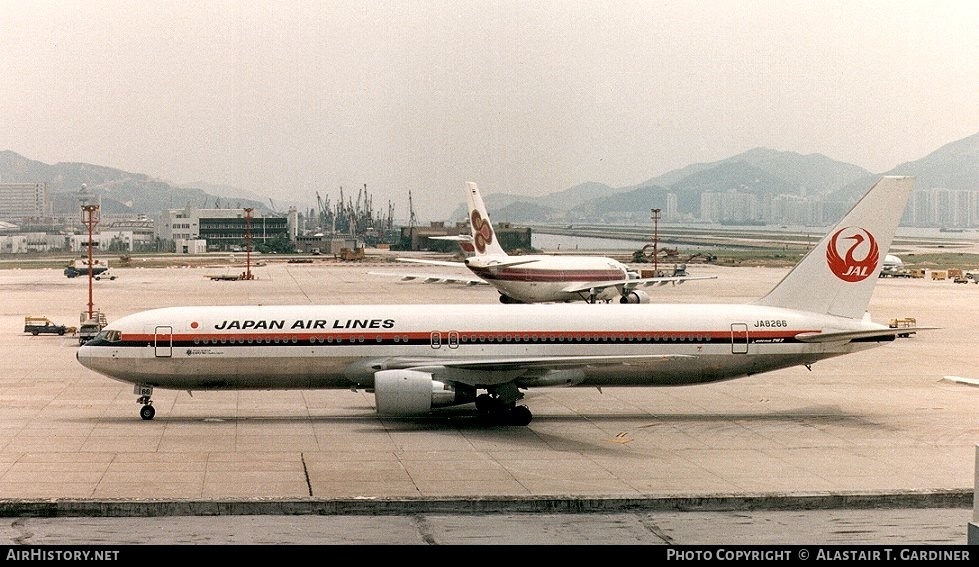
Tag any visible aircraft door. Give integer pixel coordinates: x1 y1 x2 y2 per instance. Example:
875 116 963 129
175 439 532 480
430 331 442 349
448 331 459 349
155 326 173 358
730 323 748 354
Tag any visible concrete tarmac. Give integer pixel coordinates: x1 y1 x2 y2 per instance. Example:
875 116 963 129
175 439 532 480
1 508 972 545
0 254 976 544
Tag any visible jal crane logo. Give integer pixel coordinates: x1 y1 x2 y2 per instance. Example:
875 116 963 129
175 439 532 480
826 227 879 282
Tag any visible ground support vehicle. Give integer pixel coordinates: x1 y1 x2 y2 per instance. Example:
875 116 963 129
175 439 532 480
24 316 67 336
78 311 108 345
889 317 917 338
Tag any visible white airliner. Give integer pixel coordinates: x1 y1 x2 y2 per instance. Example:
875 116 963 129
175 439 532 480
883 254 903 270
372 182 716 304
78 176 918 425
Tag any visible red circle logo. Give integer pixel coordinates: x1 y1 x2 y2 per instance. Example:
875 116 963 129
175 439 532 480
826 227 879 282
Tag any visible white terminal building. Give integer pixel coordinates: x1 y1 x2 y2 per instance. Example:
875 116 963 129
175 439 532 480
0 182 49 220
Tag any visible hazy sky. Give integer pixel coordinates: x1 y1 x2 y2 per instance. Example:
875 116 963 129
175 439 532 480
2 1 977 221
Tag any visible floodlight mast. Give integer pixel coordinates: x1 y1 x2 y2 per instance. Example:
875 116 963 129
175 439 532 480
650 208 661 276
244 208 254 280
80 184 100 318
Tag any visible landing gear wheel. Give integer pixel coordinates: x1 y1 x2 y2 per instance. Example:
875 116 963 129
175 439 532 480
509 405 533 426
478 403 533 426
475 393 494 414
139 404 155 420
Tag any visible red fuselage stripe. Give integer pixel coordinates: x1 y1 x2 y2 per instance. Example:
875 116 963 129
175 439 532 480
121 330 809 343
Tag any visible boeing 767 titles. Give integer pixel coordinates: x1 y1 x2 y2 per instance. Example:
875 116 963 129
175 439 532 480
78 176 920 425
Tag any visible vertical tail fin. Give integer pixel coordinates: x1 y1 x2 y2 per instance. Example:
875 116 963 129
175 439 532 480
756 176 915 318
465 182 508 256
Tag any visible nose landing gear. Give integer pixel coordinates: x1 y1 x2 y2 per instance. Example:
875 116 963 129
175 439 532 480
135 385 155 420
138 399 155 420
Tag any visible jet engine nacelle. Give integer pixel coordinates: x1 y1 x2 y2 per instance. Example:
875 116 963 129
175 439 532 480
373 370 475 415
620 289 651 304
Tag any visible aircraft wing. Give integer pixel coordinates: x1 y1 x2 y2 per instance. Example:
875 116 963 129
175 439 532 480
376 354 693 386
396 354 692 370
368 271 489 286
627 274 718 287
396 258 467 268
560 274 717 294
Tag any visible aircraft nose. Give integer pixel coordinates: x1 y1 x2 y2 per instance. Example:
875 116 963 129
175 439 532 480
76 345 92 369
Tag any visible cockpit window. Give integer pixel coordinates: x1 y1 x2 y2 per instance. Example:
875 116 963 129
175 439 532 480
97 329 122 343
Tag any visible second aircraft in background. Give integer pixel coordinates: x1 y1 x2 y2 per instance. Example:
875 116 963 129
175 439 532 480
373 182 716 304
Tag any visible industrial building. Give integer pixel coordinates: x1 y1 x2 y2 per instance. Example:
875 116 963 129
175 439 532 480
397 221 533 253
0 181 539 256
158 206 293 252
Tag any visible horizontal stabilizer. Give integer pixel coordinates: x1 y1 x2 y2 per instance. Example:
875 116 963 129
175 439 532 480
942 376 979 387
465 257 542 270
428 235 473 242
794 326 938 343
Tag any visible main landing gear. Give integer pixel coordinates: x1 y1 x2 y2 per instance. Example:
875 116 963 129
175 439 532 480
135 385 155 420
582 288 612 304
474 392 533 426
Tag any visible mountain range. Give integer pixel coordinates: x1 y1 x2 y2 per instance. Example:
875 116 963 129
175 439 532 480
2 130 977 225
0 151 272 218
456 131 979 223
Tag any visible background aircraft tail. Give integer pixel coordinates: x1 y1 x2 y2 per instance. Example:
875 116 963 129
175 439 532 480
465 182 508 256
756 176 915 319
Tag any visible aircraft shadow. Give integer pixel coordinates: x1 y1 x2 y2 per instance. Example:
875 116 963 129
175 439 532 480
79 406 891 457
86 405 886 430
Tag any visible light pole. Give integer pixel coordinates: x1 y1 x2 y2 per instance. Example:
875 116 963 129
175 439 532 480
650 208 661 276
80 184 100 319
243 208 254 280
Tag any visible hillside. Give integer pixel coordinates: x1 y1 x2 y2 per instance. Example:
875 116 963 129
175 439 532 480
3 130 977 224
0 151 270 217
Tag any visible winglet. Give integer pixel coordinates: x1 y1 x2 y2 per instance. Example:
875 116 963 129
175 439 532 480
756 176 915 319
465 182 508 257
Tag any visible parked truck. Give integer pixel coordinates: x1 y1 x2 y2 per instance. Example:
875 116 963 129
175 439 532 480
24 316 68 336
888 317 917 338
64 258 109 278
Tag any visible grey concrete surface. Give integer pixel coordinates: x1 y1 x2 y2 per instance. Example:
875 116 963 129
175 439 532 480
1 508 972 545
0 254 976 544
